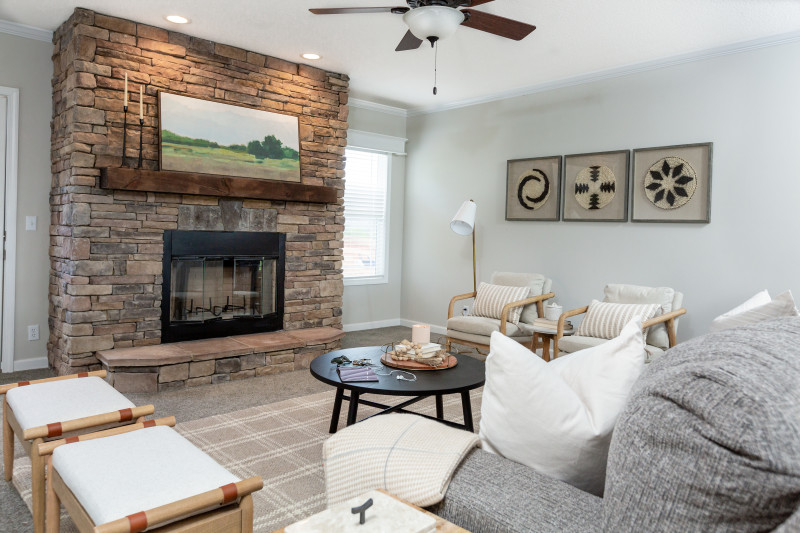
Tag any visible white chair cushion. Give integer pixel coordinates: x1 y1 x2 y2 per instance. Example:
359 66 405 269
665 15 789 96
709 290 799 332
5 377 134 432
559 336 665 364
557 335 608 354
480 320 646 496
575 300 659 340
447 316 524 337
472 283 530 325
490 272 547 324
604 284 676 349
53 425 239 526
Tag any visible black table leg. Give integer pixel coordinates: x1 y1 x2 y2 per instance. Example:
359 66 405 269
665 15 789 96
346 391 360 426
461 391 474 432
329 387 344 434
435 395 444 420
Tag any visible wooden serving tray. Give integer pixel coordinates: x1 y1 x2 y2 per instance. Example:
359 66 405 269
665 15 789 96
380 353 458 371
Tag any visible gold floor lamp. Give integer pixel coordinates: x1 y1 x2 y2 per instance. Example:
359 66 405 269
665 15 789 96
450 200 477 293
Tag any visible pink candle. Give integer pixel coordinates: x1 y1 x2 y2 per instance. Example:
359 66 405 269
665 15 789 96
139 86 143 120
123 73 128 107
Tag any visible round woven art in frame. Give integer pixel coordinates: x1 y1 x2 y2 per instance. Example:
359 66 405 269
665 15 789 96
517 169 551 210
575 165 616 210
644 156 697 210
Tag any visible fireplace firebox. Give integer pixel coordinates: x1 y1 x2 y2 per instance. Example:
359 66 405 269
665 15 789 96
161 231 285 343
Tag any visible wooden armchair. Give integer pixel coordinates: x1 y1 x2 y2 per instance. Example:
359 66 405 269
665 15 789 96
553 284 687 361
445 272 555 353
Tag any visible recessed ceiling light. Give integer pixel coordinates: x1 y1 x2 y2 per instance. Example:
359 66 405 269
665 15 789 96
302 53 321 60
165 15 190 24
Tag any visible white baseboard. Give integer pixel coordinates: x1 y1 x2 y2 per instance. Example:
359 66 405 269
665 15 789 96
13 357 48 371
343 318 447 336
342 318 403 332
399 319 446 336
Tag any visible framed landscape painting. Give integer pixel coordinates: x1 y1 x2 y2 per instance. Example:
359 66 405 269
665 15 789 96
562 150 629 222
631 143 712 223
506 156 562 221
159 92 301 182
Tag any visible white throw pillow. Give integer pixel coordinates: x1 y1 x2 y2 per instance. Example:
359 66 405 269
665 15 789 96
479 320 646 496
709 290 798 332
472 282 530 325
575 300 659 340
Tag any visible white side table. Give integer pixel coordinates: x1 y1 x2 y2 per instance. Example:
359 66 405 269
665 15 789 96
531 325 574 362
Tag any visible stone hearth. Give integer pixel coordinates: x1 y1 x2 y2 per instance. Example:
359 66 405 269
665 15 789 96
48 8 348 378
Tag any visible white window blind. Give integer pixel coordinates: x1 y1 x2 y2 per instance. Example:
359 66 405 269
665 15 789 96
343 148 389 283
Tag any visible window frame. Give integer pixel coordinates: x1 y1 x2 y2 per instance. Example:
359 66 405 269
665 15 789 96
342 147 391 287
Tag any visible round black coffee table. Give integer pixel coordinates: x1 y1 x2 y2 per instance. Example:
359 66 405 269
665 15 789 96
310 347 485 434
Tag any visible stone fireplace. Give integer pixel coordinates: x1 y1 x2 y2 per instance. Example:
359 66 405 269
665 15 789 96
48 8 348 377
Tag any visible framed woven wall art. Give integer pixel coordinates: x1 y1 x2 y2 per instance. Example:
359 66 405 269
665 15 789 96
506 156 562 221
562 150 630 222
631 143 712 223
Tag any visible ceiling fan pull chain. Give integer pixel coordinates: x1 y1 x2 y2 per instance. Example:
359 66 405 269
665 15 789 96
433 40 438 95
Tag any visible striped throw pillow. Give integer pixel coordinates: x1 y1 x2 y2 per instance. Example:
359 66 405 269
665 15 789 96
576 300 660 340
472 283 530 325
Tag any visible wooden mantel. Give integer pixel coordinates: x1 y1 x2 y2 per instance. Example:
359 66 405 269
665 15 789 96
100 168 339 204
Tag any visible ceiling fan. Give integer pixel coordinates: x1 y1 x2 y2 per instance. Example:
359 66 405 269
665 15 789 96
309 0 536 52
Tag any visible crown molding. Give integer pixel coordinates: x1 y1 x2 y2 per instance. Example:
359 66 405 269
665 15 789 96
406 29 800 117
0 19 52 43
348 98 409 117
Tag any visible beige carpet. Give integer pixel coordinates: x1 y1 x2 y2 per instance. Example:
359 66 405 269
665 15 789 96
12 387 483 532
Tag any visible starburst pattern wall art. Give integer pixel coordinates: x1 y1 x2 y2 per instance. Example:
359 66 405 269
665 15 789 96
644 157 697 209
632 143 712 223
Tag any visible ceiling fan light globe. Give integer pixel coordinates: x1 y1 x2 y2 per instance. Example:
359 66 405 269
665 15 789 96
403 6 465 41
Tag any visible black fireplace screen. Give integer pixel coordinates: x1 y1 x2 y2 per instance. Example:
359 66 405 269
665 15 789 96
161 231 285 343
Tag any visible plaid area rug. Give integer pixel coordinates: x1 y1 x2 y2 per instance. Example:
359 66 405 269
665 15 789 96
11 387 483 532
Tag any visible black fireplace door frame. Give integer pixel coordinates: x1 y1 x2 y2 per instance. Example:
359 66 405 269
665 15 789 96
161 230 285 343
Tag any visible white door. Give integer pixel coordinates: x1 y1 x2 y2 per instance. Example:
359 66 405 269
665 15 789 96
0 96 6 371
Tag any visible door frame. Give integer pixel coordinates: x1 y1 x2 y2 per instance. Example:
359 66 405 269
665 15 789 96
0 87 19 373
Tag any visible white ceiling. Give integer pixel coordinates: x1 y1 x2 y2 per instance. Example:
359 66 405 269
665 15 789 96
2 1 800 113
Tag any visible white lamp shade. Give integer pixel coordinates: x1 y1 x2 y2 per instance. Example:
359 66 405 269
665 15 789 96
403 6 465 41
450 200 476 235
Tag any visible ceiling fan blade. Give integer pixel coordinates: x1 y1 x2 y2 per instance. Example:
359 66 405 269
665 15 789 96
309 7 407 15
467 0 496 6
460 9 536 40
395 30 423 51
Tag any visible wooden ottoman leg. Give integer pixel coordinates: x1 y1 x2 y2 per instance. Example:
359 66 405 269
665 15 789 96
3 401 13 482
241 494 254 533
32 438 45 533
45 457 61 533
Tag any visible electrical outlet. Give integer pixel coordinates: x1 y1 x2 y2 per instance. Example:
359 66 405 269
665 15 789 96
27 325 40 341
25 216 37 231
462 305 469 316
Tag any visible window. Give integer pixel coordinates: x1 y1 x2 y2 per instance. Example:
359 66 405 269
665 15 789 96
343 148 389 284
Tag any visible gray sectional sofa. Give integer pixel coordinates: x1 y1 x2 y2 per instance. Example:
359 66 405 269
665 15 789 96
429 317 800 532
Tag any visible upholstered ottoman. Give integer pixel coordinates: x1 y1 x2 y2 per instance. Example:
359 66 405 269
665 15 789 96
1 371 154 533
40 420 263 533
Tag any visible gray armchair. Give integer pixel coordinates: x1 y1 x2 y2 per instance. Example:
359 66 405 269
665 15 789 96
446 272 555 353
554 283 686 362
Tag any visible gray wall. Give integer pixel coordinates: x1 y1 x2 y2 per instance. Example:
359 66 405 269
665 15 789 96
0 32 52 367
343 106 407 329
402 41 800 341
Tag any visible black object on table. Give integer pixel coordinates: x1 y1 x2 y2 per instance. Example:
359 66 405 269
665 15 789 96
309 346 485 434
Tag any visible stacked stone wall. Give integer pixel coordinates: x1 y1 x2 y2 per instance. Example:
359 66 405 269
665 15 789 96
49 8 347 374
